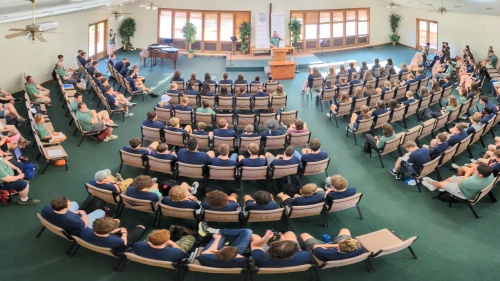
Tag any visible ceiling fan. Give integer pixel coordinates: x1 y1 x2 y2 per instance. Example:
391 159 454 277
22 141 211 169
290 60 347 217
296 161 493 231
140 2 163 10
382 1 401 9
4 0 51 42
101 3 132 21
428 0 453 14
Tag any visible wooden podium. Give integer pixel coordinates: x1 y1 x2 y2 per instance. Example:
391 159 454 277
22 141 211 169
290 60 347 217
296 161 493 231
268 48 296 80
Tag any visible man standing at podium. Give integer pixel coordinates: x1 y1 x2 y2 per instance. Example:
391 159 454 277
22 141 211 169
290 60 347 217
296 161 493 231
270 31 284 58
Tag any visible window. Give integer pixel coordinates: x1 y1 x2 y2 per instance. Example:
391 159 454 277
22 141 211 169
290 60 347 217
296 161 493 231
220 13 233 42
173 11 186 39
291 8 370 49
159 10 172 38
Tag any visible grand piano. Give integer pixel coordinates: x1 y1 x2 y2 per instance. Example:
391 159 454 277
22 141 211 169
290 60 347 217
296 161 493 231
140 44 179 70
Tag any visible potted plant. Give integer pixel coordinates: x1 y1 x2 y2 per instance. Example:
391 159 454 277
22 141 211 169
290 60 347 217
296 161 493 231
118 17 136 51
388 13 402 46
238 20 251 55
288 17 302 50
181 22 197 58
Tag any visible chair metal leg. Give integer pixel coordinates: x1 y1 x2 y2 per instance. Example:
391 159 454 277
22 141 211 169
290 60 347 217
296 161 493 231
77 136 85 147
488 192 497 203
65 241 78 255
69 244 80 257
41 162 51 174
353 133 357 145
378 153 384 168
467 203 480 219
364 259 374 272
356 205 363 219
36 226 46 238
119 162 123 173
408 246 418 259
466 147 473 158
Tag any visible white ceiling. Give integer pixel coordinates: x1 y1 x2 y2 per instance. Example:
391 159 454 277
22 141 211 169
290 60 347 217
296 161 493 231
0 0 499 24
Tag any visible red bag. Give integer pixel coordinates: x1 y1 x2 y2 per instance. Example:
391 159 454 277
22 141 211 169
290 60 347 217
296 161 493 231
0 190 11 204
97 131 108 140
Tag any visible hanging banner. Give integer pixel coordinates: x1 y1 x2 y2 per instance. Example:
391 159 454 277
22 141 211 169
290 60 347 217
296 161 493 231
254 12 270 48
271 12 286 47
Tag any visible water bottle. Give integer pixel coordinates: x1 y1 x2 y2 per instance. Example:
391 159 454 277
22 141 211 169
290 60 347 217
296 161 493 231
322 234 331 243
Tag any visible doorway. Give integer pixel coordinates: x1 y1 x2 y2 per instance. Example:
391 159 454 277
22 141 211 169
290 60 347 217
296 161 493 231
416 19 438 53
88 20 107 59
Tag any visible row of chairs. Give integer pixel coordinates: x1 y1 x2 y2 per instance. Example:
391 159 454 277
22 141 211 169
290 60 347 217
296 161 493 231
104 60 146 102
172 80 281 96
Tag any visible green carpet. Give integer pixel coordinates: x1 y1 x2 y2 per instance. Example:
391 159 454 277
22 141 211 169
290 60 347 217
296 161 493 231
2 44 500 281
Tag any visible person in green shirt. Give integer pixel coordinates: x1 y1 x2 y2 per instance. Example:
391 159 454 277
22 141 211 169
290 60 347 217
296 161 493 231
363 123 396 152
196 100 215 115
56 62 85 91
269 31 283 48
75 102 118 141
70 92 82 112
422 163 494 200
0 150 40 205
25 75 51 106
33 113 67 143
484 50 498 69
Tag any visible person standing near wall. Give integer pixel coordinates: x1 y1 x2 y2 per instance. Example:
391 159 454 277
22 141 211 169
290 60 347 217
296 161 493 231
108 29 116 57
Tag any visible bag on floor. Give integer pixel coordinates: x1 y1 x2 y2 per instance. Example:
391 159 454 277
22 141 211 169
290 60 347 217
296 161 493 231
159 180 177 197
0 190 10 204
22 162 39 180
97 131 108 141
398 161 416 181
80 195 106 213
281 174 303 197
437 191 454 202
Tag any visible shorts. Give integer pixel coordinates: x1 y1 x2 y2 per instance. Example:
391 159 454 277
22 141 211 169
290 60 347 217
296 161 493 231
33 97 50 104
401 153 410 162
174 235 196 253
0 179 28 192
91 120 106 132
0 110 5 117
304 235 352 250
444 176 467 199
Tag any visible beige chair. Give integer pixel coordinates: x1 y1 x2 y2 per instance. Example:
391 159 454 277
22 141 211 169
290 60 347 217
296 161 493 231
431 113 449 137
234 84 248 93
164 130 188 148
399 126 421 154
206 165 238 187
253 264 314 279
236 114 256 130
194 112 215 129
458 99 471 118
311 250 372 272
317 88 336 111
278 110 298 126
435 144 458 180
371 111 391 132
411 156 441 193
382 88 396 104
124 76 145 102
213 136 237 151
218 84 232 94
402 100 419 128
324 193 363 227
85 183 122 217
453 133 473 159
253 96 270 111
331 102 352 128
188 133 211 150
469 125 485 147
118 194 161 226
268 164 300 192
441 86 453 101
34 133 69 174
119 150 147 173
174 110 193 126
120 252 187 279
351 97 368 113
173 81 185 94
235 97 252 111
367 93 382 108
444 107 461 131
217 96 234 112
175 162 206 181
154 107 173 123
376 76 388 89
346 117 374 145
69 235 123 270
257 112 278 128
72 117 102 147
388 106 405 124
157 203 199 228
388 73 399 84
265 81 279 93
308 77 324 97
146 156 174 177
393 85 408 101
187 247 250 278
355 228 418 260
239 136 262 151
481 117 496 138
35 213 75 254
141 125 163 144
302 158 330 178
244 207 286 229
215 113 235 130
199 95 216 109
262 134 287 150
416 95 432 119
249 83 263 95
407 81 419 93
167 93 180 106
369 133 404 168
285 202 327 230
324 75 336 85
202 209 243 227
239 166 268 187
417 118 436 145
287 131 311 147
429 89 444 107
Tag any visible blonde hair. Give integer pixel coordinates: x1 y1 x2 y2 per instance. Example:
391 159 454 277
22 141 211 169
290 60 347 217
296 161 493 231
364 71 373 81
338 238 361 252
329 175 348 191
168 185 188 202
180 96 188 106
339 92 350 103
169 117 179 127
328 66 336 75
354 87 363 99
360 106 370 119
300 183 318 196
275 85 284 96
170 82 178 90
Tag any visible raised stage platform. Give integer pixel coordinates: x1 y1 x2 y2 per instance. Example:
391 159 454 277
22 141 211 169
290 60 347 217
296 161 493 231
225 49 322 72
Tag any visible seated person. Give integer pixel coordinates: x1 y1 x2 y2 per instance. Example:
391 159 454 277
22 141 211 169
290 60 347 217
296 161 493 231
197 223 252 268
265 146 300 167
251 75 261 84
124 175 161 203
466 113 483 135
0 87 20 104
0 150 39 205
166 83 180 95
126 70 158 97
177 138 215 165
430 95 459 118
193 122 211 136
76 102 118 141
157 94 173 109
402 91 416 107
122 137 158 156
244 191 279 211
441 74 453 90
422 164 494 200
389 141 431 180
119 61 131 77
213 118 236 137
363 123 396 153
142 111 165 129
348 105 371 131
166 117 192 135
202 190 239 211
218 86 233 97
301 228 365 261
171 70 184 82
219 72 233 85
33 113 67 143
254 86 268 97
234 73 248 85
454 149 500 177
371 58 381 74
423 133 450 159
293 138 329 166
209 144 238 166
251 230 312 268
286 119 309 134
150 143 176 161
369 100 388 123
323 175 356 206
55 62 85 91
445 123 468 147
88 169 133 195
434 60 452 80
277 183 325 206
235 86 250 97
237 143 267 167
103 85 134 117
132 228 195 262
240 124 259 138
41 196 105 236
25 75 51 106
480 105 495 124
261 119 283 138
184 81 198 96
161 183 200 209
196 100 216 115
349 73 362 86
328 91 352 117
199 82 214 96
174 96 193 113
80 217 146 254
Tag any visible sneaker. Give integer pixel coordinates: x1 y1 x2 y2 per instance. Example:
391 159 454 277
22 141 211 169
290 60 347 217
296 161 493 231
151 177 157 183
470 159 477 164
191 181 199 195
422 181 437 191
16 117 27 122
105 122 119 128
395 174 401 180
198 221 208 237
326 113 332 118
18 198 41 205
125 112 134 117
105 135 118 141
388 168 397 176
451 163 460 171
150 93 159 98
422 177 437 184
346 127 354 132
126 96 132 101
127 102 137 107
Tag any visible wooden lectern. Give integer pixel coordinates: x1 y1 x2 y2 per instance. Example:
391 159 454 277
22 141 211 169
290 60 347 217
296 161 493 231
268 48 296 80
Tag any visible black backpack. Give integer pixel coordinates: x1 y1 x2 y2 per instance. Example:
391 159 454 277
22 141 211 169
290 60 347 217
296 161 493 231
281 175 303 197
80 195 106 213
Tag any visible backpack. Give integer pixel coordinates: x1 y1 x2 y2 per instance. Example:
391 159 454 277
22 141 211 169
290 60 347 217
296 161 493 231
22 162 39 180
0 190 10 204
159 180 177 197
436 191 455 202
80 195 106 213
281 174 303 197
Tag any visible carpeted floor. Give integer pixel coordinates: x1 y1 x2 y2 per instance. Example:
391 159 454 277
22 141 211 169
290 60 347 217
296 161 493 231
2 44 499 281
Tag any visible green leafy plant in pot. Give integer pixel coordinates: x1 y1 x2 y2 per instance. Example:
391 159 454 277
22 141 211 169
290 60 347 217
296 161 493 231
238 20 251 55
119 17 136 51
389 34 401 46
288 17 302 50
388 13 402 46
181 22 197 58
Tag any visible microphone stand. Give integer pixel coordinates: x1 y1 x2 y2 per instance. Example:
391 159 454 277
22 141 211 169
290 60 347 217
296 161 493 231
295 45 299 73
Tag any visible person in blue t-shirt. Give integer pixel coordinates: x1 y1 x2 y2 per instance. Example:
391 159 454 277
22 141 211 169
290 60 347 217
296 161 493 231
480 106 494 124
260 119 283 139
122 137 158 156
107 53 116 67
424 133 450 159
209 144 238 166
171 70 184 82
202 190 239 211
166 117 193 135
301 228 365 262
132 228 195 262
349 73 362 86
293 138 329 167
402 91 416 107
80 217 146 254
371 58 381 74
125 175 161 203
192 122 211 136
166 82 181 95
161 183 200 209
219 72 233 86
113 57 127 72
244 190 279 211
479 96 498 116
446 123 468 147
103 85 134 117
40 196 105 236
126 70 158 97
176 138 215 165
150 143 177 162
142 111 165 130
277 183 325 206
119 61 131 77
237 143 267 167
197 222 252 268
265 146 300 167
389 141 431 180
240 124 260 138
323 175 356 206
184 81 198 96
251 230 312 268
212 118 236 138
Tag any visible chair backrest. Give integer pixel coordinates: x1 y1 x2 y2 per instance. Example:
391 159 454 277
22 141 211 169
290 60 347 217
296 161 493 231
402 125 421 144
355 229 418 258
255 264 312 275
493 112 500 127
288 131 311 147
415 156 441 179
253 96 270 111
429 89 444 106
324 75 336 85
419 118 436 139
394 85 407 100
203 209 242 223
215 113 234 129
286 202 325 219
217 96 235 110
438 144 458 167
458 99 471 117
188 133 211 150
270 95 287 109
164 130 187 147
364 80 376 89
71 235 116 257
312 251 371 269
85 183 121 205
326 193 362 213
35 213 72 241
141 126 163 143
354 117 374 134
482 116 495 137
262 134 287 150
219 84 233 93
372 111 391 130
176 162 205 179
335 102 352 117
321 88 336 103
167 93 180 106
404 100 420 117
187 247 246 274
417 95 432 111
240 166 268 180
158 203 198 221
124 252 177 270
236 114 256 129
446 107 461 124
173 81 185 94
235 97 252 111
407 81 419 93
265 81 279 93
270 164 300 179
234 84 248 93
433 113 449 131
154 107 173 123
468 176 500 204
337 84 351 95
419 77 430 88
441 86 453 100
258 112 278 128
367 93 382 108
213 136 236 151
250 83 263 94
200 95 216 109
380 133 404 156
174 110 193 125
382 88 396 103
279 110 298 126
469 94 480 110
246 207 285 223
400 71 409 81
311 77 324 90
119 150 146 169
454 134 473 156
146 156 174 175
302 158 330 176
388 73 399 84
120 194 159 214
470 125 485 145
352 97 368 112
194 112 215 128
238 136 262 150
207 165 237 181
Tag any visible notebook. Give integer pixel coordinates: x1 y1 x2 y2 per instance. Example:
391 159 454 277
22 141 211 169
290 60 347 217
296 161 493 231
63 84 74 89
